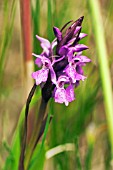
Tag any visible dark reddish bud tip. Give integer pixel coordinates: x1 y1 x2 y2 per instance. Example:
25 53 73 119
78 16 84 22
73 16 84 28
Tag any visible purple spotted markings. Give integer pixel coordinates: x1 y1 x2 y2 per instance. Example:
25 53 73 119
32 16 91 106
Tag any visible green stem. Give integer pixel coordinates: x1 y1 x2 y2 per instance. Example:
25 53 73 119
84 144 94 170
75 138 82 170
87 0 113 159
24 98 48 170
19 83 37 170
28 109 52 169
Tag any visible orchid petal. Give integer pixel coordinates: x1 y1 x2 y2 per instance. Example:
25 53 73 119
74 26 81 35
32 69 49 85
59 46 69 56
35 58 42 67
32 53 42 59
51 38 57 49
66 85 75 102
79 33 88 39
75 55 91 63
54 88 69 106
53 27 62 41
70 44 89 52
36 35 51 55
64 65 86 83
49 66 57 84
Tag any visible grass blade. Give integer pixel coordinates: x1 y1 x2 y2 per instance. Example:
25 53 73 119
0 0 16 85
87 0 113 161
47 0 53 41
28 101 52 170
3 89 41 170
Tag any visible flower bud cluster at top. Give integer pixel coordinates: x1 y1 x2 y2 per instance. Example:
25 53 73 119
32 16 91 106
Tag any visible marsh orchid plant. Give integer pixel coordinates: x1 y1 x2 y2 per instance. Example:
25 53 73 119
19 16 91 170
32 16 91 106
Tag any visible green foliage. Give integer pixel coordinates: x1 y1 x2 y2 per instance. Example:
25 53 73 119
3 89 41 170
87 0 113 160
84 144 94 170
28 143 46 170
47 0 53 41
1 0 113 170
0 0 16 86
75 137 82 170
28 106 52 170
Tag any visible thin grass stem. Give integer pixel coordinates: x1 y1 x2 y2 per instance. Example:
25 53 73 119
87 0 113 160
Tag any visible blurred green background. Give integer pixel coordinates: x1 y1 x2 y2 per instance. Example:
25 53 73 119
0 0 113 170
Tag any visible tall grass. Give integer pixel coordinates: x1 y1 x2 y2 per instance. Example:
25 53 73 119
87 0 113 161
1 0 113 170
0 0 16 86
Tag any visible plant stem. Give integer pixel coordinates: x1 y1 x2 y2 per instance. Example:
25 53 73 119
29 110 52 169
87 0 113 159
19 83 37 170
84 144 93 170
20 0 32 62
75 138 82 170
20 0 33 95
24 98 48 170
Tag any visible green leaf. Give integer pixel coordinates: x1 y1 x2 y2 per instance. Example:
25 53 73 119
0 0 16 85
4 89 41 170
28 103 52 170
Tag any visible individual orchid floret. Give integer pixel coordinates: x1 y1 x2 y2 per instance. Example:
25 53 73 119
32 54 56 85
32 51 65 86
64 64 86 84
54 76 75 106
34 35 57 67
